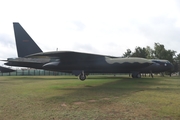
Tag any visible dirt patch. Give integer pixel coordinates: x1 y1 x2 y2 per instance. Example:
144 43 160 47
73 102 85 105
88 100 97 102
61 103 67 107
101 97 110 100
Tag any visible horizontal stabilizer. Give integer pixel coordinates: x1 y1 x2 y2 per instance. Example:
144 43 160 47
0 60 8 61
0 66 15 73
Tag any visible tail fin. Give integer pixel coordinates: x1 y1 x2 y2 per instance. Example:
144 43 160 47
13 22 43 57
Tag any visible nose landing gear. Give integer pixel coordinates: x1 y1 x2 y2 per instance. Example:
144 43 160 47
79 71 86 81
131 72 141 78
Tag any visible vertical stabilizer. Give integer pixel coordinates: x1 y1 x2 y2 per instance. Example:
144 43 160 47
13 22 42 57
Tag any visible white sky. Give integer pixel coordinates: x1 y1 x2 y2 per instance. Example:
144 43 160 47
1 0 180 65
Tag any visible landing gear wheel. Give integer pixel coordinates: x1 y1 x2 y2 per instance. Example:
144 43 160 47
132 72 141 78
79 74 86 81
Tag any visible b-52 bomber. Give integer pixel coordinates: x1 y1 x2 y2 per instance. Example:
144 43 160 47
4 22 174 80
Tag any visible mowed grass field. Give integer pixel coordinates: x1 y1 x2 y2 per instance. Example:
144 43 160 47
0 75 180 120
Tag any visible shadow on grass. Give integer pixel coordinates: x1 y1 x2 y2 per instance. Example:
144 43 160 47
1 75 140 80
2 74 175 81
46 76 175 103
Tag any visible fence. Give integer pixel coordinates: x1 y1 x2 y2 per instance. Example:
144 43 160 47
0 69 122 76
0 69 72 76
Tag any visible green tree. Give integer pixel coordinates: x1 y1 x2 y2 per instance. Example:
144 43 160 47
154 43 166 59
166 50 176 63
145 46 155 59
174 53 180 74
123 49 132 57
131 46 147 58
154 43 176 63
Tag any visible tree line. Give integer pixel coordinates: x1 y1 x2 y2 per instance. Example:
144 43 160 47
123 43 180 73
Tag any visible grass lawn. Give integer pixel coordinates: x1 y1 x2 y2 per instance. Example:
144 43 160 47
0 75 180 120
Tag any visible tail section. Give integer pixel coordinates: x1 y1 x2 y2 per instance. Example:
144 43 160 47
13 22 42 57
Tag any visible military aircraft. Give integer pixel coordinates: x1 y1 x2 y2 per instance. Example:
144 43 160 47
4 22 174 80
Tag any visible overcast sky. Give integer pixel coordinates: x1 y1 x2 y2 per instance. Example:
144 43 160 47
1 0 180 65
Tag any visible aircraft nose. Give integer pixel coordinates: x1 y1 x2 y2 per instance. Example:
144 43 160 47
169 63 174 71
166 62 174 72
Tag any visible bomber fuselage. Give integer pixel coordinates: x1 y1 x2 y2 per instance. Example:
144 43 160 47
5 51 153 73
